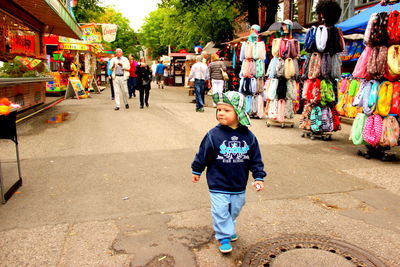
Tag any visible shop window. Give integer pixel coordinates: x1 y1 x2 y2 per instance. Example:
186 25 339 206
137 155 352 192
306 0 319 24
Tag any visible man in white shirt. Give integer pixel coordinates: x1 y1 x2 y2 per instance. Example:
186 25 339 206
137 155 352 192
188 55 209 112
108 48 130 110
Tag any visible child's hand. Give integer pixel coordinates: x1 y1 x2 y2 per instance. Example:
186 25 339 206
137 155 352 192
253 181 264 191
192 174 200 183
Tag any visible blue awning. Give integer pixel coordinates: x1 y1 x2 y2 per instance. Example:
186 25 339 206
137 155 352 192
337 3 400 34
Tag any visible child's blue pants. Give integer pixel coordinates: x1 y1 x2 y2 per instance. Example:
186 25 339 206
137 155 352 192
209 192 246 241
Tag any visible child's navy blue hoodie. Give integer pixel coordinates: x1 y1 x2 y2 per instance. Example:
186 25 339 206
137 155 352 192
191 124 266 194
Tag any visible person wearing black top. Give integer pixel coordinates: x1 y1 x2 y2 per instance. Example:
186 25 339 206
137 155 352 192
136 63 152 109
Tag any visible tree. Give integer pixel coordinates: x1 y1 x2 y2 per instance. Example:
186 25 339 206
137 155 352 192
73 0 104 23
139 0 239 58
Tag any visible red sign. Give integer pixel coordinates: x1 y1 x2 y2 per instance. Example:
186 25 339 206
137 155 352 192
9 31 36 55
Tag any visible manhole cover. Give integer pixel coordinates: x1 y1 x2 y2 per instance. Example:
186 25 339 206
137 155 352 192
241 235 386 267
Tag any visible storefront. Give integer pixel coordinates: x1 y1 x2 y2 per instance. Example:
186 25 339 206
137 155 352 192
169 53 195 86
0 0 82 110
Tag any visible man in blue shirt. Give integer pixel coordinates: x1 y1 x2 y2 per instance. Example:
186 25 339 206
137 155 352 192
155 61 166 89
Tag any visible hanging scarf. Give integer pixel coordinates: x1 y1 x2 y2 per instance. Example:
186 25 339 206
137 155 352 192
362 114 383 147
380 116 400 147
351 113 367 145
316 25 328 53
320 80 335 106
376 81 393 117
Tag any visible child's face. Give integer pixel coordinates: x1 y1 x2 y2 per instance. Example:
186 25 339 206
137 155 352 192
217 103 239 128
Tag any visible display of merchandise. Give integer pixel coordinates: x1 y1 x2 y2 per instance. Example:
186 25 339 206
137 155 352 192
348 8 400 160
298 23 344 140
264 37 301 128
238 36 267 119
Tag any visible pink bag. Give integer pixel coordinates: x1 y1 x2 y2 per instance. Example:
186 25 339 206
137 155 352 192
362 114 383 146
353 47 373 78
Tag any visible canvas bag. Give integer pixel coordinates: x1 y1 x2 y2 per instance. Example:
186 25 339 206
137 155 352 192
376 81 393 117
275 57 285 77
272 38 282 58
390 81 400 115
387 45 400 75
388 10 400 44
353 47 373 78
304 26 317 53
321 107 334 132
362 114 383 147
380 116 400 147
308 52 321 79
310 106 323 133
367 46 388 79
284 58 296 80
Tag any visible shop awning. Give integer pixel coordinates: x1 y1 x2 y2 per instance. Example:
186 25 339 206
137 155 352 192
9 0 82 39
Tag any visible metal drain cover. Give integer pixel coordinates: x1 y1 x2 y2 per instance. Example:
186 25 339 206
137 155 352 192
241 235 386 267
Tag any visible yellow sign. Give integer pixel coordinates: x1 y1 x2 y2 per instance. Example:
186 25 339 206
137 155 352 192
65 77 88 99
59 43 90 51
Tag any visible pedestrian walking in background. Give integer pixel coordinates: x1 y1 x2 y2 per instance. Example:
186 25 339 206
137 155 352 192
191 91 266 254
107 54 115 100
136 62 152 109
128 54 138 98
208 53 227 107
151 60 157 84
187 55 209 112
155 61 166 89
108 48 130 110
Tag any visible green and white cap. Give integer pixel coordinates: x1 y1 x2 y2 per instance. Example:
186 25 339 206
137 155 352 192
213 91 251 127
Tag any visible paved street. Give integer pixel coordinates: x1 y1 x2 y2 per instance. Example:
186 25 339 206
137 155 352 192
0 85 400 266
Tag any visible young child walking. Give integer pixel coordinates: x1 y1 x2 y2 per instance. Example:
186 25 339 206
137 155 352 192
191 91 266 254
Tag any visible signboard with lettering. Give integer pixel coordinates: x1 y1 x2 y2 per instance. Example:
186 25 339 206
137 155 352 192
81 24 102 43
59 43 90 51
65 77 88 99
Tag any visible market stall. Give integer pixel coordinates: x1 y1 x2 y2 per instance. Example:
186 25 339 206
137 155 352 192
169 52 195 86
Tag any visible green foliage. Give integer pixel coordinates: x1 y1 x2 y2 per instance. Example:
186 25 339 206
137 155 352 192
73 0 105 23
97 8 141 57
139 0 239 58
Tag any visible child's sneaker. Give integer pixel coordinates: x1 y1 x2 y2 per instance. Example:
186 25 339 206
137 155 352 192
218 238 232 253
230 234 238 242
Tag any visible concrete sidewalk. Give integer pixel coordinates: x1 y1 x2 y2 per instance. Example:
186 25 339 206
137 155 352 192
0 85 399 266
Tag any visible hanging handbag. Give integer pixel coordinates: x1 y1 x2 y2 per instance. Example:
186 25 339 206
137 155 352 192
220 68 229 81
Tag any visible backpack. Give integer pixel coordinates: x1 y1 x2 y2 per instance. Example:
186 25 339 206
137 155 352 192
362 114 383 147
320 80 335 106
299 104 312 130
305 26 317 53
285 99 294 119
390 81 400 115
387 10 400 44
352 79 365 107
301 54 311 80
268 99 279 120
380 116 399 147
353 46 372 78
286 80 297 100
351 113 367 145
369 12 389 46
267 78 279 100
245 42 254 59
284 58 295 80
315 25 328 53
321 53 332 79
310 106 323 133
277 78 287 100
308 53 321 79
367 46 388 79
387 45 400 75
364 13 377 46
277 99 286 122
272 38 281 58
255 59 265 78
331 106 341 131
267 57 278 78
321 107 334 132
376 81 393 117
275 58 285 77
331 54 342 79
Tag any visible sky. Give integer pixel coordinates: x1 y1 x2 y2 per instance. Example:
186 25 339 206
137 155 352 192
100 0 161 31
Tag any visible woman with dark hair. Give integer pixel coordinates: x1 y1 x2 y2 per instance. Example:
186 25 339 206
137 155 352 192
316 0 342 26
136 62 152 109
